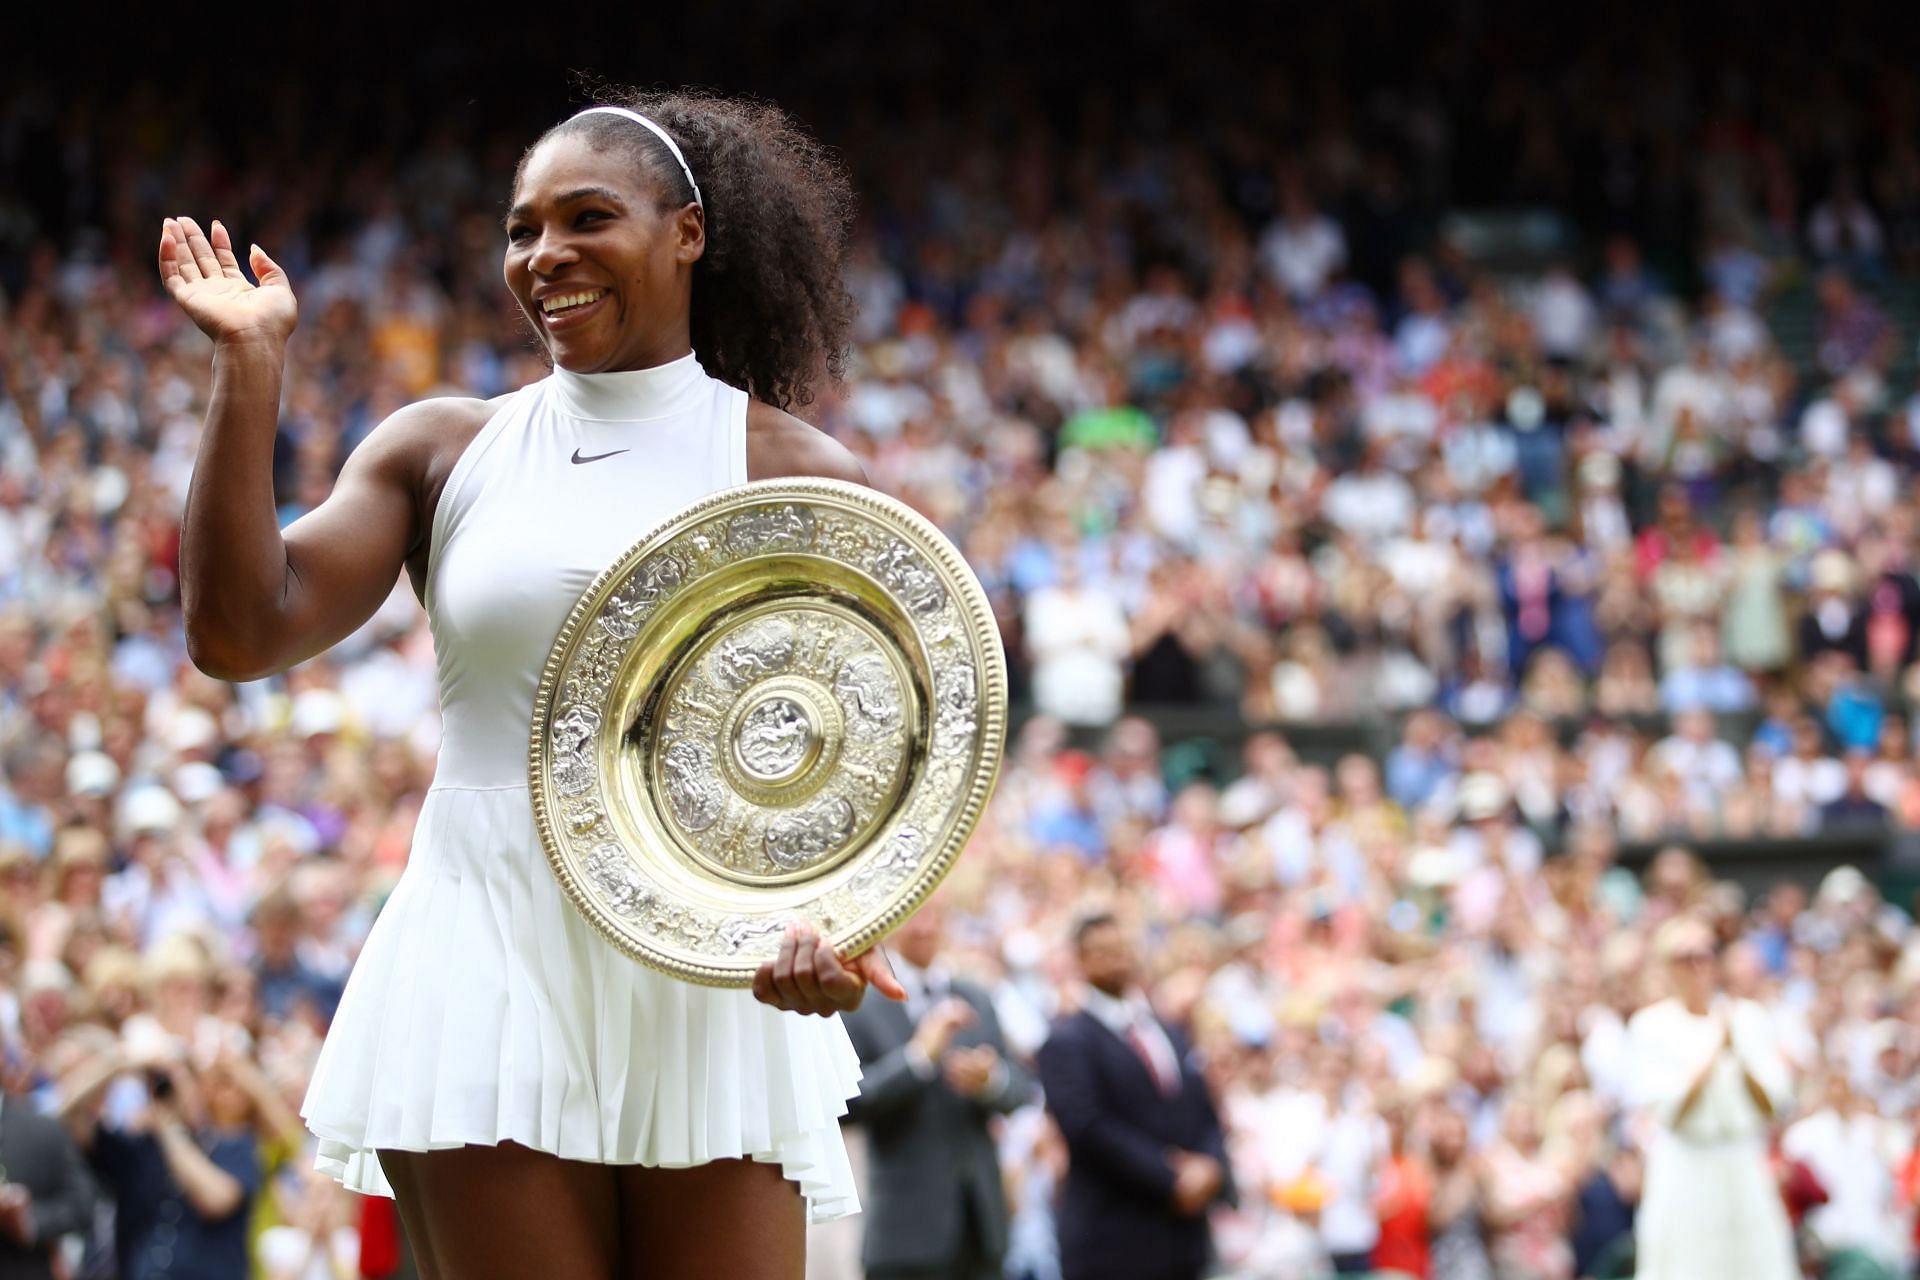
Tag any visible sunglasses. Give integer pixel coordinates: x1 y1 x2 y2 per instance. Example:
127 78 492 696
1670 949 1715 964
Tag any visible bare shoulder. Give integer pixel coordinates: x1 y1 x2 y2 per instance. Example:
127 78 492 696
352 392 515 525
745 400 869 485
355 394 507 475
349 393 514 588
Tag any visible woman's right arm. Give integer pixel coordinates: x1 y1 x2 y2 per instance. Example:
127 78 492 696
161 217 464 681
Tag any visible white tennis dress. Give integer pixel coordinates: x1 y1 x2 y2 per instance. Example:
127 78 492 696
300 351 864 1223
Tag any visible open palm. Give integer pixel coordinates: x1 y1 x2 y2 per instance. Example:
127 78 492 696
157 216 298 344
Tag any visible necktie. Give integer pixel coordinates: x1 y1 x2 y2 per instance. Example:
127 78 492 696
1127 1022 1176 1096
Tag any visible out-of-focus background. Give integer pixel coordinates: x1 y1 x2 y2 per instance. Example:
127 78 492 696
5 2 1920 1277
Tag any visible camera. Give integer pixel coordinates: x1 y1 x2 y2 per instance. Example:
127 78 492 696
146 1070 174 1102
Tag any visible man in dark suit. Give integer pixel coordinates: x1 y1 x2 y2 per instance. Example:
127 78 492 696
1035 913 1230 1280
0 1088 99 1280
843 898 1035 1280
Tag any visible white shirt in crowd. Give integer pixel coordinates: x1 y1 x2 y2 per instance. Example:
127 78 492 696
1023 581 1131 726
1078 984 1182 1094
1650 733 1742 805
1773 754 1848 812
1322 470 1414 546
1258 214 1348 300
1143 442 1207 549
1530 270 1597 359
1316 1101 1386 1257
1781 1106 1911 1270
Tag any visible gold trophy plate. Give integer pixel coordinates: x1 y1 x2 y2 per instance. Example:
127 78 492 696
528 479 1007 986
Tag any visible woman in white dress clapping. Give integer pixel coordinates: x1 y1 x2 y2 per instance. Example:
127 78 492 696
1626 915 1796 1280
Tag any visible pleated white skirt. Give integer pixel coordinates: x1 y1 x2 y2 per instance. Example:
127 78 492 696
300 784 864 1224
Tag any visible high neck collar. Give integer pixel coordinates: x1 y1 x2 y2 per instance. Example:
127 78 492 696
549 350 705 421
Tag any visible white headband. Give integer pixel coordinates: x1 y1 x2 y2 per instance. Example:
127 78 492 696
569 106 703 208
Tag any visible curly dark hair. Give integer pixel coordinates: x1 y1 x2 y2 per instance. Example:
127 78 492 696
516 90 856 411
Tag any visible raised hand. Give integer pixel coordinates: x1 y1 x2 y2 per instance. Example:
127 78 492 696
157 216 297 346
752 924 907 1016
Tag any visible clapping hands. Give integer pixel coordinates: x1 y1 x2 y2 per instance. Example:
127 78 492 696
942 1044 1002 1098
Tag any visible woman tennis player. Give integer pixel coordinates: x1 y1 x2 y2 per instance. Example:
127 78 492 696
159 91 904 1278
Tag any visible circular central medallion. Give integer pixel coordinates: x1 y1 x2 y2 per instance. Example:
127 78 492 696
734 695 816 783
707 671 847 816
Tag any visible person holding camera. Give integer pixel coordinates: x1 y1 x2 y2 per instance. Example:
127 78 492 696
58 1042 262 1280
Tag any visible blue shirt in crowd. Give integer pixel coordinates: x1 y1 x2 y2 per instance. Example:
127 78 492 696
89 1125 260 1280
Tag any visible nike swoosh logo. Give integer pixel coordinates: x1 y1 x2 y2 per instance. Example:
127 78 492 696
571 447 630 465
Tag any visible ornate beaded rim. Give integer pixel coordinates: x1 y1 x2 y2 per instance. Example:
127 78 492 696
527 477 1008 987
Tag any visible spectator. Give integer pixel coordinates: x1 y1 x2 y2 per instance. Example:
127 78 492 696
1482 1099 1571 1280
63 1043 263 1280
1386 710 1459 811
1035 914 1231 1280
842 899 1036 1280
249 892 343 1028
0 1078 98 1280
1591 643 1660 719
1720 508 1791 675
1127 561 1225 707
1782 1075 1909 1270
1425 1104 1495 1280
1316 1073 1386 1273
1595 236 1662 328
1816 272 1896 380
1370 1101 1431 1279
1818 653 1885 753
1650 710 1742 816
1626 917 1796 1280
1775 715 1848 821
1657 622 1756 715
1530 263 1597 362
1702 228 1773 311
1820 751 1891 831
1566 1140 1638 1280
1024 558 1132 726
1808 178 1888 276
1260 181 1348 302
1325 443 1416 547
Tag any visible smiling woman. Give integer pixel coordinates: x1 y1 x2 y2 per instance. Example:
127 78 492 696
506 92 858 408
161 89 896 1280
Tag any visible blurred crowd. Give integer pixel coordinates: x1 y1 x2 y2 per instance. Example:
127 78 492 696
914 716 1920 1280
4 3 1920 1277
